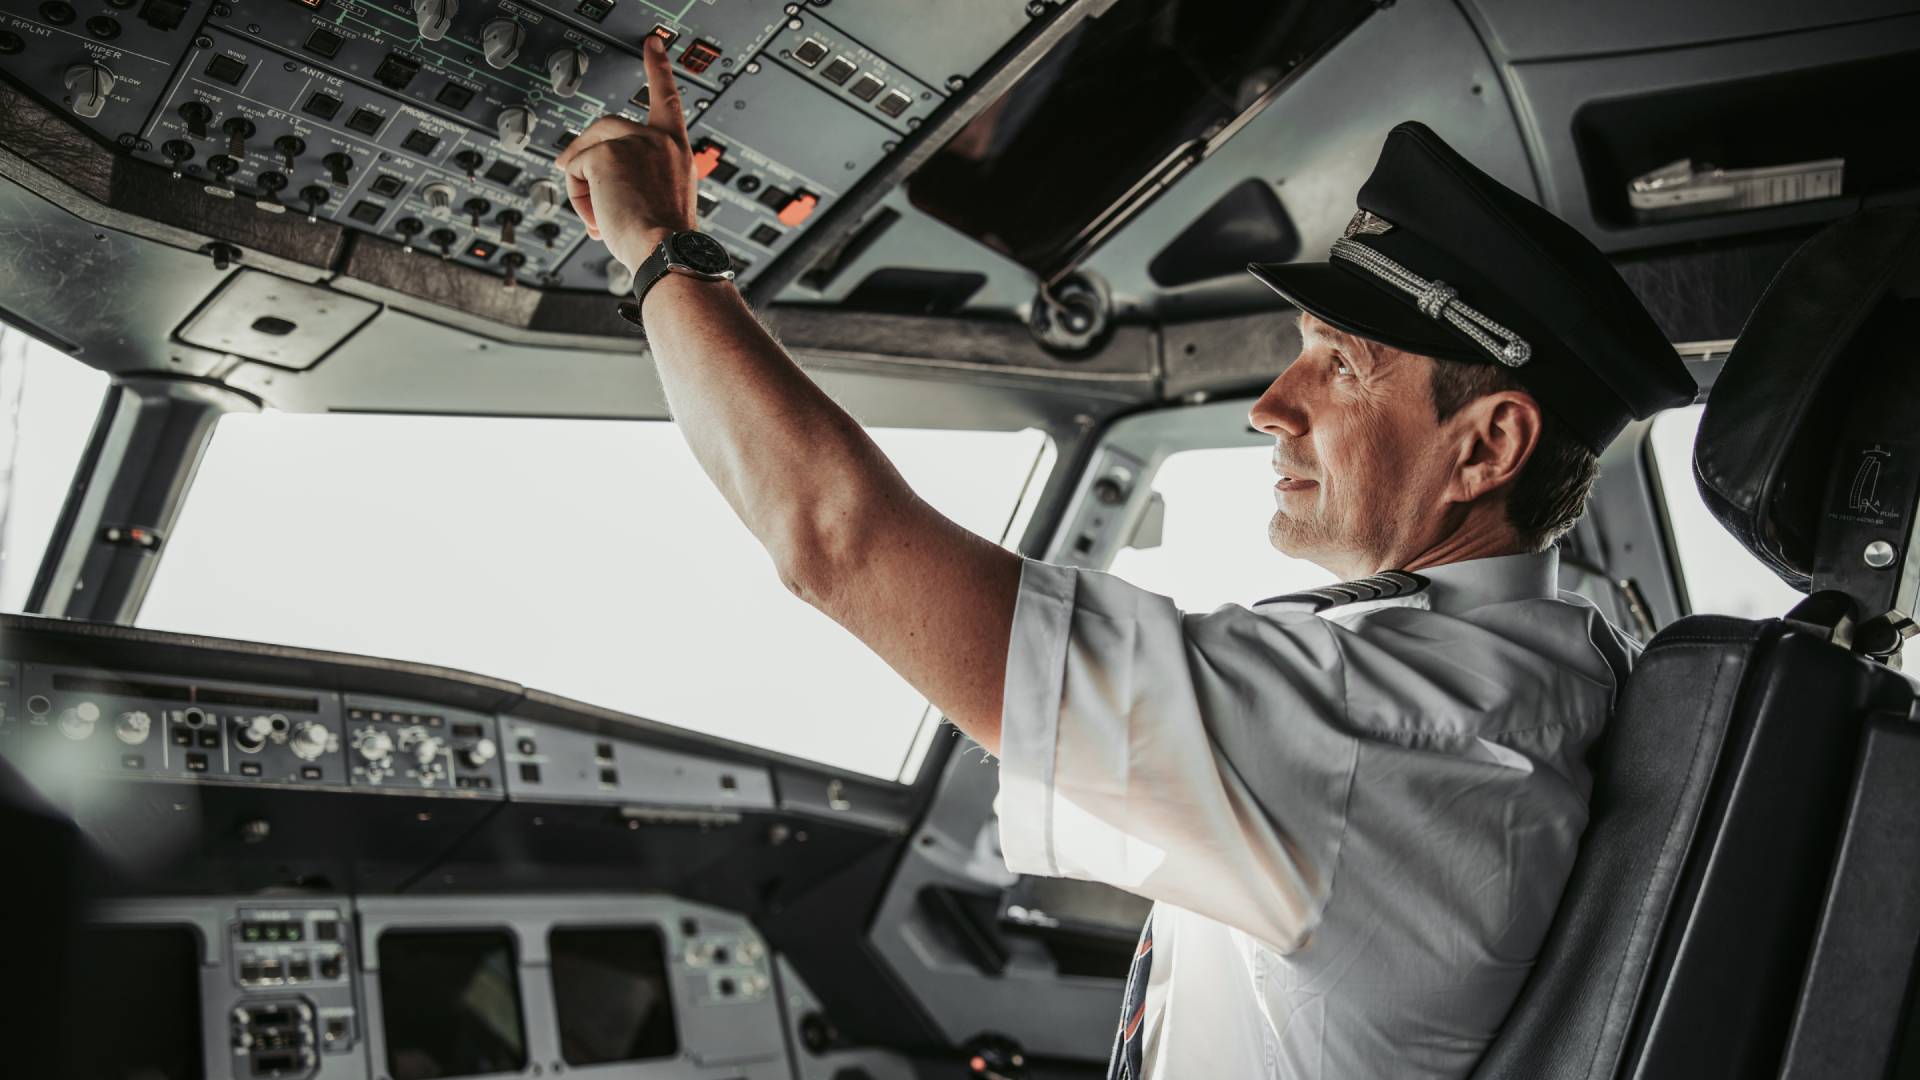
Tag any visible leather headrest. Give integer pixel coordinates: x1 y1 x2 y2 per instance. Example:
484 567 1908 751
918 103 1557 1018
1694 208 1920 593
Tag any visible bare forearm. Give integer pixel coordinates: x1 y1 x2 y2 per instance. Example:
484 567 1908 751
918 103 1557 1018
639 273 901 579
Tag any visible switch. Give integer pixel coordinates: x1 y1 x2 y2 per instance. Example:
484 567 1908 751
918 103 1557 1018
177 100 211 138
494 210 519 245
495 106 533 153
463 196 491 229
411 0 455 41
776 190 818 227
273 134 305 172
547 48 587 98
691 139 724 179
452 148 483 178
64 63 115 119
222 117 253 159
481 18 524 69
322 152 354 186
678 38 720 74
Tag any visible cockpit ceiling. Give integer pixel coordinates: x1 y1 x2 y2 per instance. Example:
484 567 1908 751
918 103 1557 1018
0 0 1917 419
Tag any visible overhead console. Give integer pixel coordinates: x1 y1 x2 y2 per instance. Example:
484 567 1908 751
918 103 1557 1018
0 0 1055 328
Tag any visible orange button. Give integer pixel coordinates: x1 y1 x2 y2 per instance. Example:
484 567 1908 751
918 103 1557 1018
776 191 817 227
692 143 723 179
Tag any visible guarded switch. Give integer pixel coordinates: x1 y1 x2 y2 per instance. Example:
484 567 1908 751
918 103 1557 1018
547 48 588 98
422 181 456 217
481 18 524 69
64 63 115 118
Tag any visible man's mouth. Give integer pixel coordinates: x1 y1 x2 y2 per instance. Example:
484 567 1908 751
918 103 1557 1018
1273 474 1318 493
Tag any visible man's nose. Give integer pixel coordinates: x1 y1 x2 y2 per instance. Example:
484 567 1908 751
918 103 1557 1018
1248 370 1307 438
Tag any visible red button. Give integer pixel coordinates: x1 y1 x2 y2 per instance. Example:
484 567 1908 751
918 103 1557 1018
692 143 723 179
776 191 817 227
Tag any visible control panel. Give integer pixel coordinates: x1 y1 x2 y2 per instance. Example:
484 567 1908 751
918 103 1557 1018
6 664 352 784
342 696 503 791
0 0 1038 293
86 893 785 1079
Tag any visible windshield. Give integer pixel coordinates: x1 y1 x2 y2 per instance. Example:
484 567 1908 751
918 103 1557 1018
136 413 1053 781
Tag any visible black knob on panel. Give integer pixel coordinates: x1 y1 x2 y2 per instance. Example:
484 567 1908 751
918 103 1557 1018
453 149 483 179
501 251 525 288
394 216 424 248
322 152 353 186
160 139 194 173
495 208 521 245
462 196 491 230
256 170 288 199
178 101 211 139
428 227 456 256
273 134 305 172
205 153 238 179
533 221 561 249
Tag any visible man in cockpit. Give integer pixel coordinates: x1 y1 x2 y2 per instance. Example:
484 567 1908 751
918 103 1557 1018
556 36 1695 1080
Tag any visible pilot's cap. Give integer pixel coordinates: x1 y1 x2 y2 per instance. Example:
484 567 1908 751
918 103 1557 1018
1248 121 1696 454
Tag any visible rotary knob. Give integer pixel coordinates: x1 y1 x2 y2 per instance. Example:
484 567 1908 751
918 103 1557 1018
64 63 115 119
115 710 153 746
234 715 275 753
400 730 446 768
411 0 456 41
356 729 394 764
546 48 588 98
290 720 331 762
59 700 101 741
421 181 456 218
604 257 635 295
495 106 533 154
461 737 497 768
480 19 524 70
526 179 565 218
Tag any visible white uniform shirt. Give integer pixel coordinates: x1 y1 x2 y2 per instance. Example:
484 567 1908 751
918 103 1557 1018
996 550 1634 1079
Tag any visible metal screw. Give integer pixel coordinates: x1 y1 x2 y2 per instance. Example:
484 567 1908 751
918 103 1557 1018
1026 1 1046 15
1865 540 1897 568
947 75 964 91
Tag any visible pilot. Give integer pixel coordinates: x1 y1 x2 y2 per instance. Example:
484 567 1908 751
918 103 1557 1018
558 37 1694 1080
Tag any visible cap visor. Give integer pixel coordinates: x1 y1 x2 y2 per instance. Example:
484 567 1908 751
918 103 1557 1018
1246 260 1483 365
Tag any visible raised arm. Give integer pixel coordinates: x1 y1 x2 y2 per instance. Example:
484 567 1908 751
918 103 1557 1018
556 38 1020 754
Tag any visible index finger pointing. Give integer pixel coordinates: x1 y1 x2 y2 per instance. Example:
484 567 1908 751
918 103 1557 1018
641 35 687 137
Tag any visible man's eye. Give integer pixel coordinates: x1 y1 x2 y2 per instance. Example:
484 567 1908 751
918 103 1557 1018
1333 356 1354 377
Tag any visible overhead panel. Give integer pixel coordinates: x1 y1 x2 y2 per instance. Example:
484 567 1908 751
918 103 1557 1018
0 0 1036 297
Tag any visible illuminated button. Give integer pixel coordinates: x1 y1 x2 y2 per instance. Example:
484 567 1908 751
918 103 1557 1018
466 239 497 261
678 38 720 74
776 190 817 227
649 24 678 46
691 139 724 179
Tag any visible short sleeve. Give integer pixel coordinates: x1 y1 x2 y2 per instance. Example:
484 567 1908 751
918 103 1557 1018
996 559 1359 952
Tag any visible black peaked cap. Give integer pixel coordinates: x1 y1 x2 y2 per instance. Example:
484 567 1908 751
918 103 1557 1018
1248 121 1696 454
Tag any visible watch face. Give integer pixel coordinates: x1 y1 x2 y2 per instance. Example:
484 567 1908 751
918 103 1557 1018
669 231 732 275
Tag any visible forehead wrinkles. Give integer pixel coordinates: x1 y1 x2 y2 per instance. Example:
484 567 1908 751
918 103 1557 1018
1296 313 1395 366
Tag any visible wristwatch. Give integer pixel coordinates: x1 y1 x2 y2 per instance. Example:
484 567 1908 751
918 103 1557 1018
619 230 735 322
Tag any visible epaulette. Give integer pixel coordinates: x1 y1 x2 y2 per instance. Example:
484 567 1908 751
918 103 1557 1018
1252 570 1430 613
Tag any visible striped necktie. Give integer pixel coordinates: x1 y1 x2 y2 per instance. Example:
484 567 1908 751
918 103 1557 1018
1107 914 1154 1079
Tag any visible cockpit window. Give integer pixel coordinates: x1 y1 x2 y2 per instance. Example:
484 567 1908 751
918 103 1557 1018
135 413 1053 781
1104 445 1331 612
0 327 109 611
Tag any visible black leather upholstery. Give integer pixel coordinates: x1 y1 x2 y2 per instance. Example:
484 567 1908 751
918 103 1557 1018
1474 618 1913 1080
1693 208 1920 591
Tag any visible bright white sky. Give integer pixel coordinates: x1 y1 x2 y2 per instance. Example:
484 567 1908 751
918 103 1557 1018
3 332 1876 777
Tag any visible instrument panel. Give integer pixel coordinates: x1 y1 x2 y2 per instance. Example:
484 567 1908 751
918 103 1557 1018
85 893 789 1080
0 0 1037 293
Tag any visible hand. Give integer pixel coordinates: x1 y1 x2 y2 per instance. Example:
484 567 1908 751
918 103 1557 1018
554 36 697 271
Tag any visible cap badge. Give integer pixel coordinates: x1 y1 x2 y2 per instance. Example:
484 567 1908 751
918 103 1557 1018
1343 209 1394 238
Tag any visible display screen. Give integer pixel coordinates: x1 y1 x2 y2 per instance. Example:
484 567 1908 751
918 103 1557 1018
379 930 528 1080
74 925 204 1080
550 926 679 1065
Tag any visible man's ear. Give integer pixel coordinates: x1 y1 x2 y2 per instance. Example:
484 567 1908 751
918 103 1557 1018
1450 391 1542 504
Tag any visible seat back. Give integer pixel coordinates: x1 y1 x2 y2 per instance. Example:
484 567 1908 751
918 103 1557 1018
1477 209 1920 1079
1472 617 1915 1080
